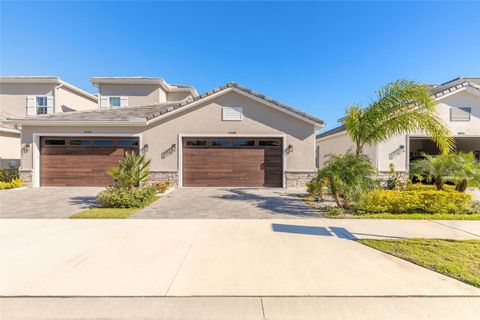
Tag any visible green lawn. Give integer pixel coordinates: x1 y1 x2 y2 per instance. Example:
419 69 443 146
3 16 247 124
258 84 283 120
70 208 140 219
359 239 480 288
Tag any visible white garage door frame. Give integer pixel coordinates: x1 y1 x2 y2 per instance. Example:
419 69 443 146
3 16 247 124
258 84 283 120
32 132 143 188
177 133 287 188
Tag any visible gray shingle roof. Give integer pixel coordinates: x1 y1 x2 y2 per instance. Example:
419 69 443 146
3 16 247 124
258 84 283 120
316 125 346 139
9 82 324 126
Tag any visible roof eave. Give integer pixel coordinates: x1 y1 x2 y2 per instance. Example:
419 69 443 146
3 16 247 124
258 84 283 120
4 119 147 127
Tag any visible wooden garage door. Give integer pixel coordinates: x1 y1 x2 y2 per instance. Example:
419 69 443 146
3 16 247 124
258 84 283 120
183 138 283 187
40 137 139 187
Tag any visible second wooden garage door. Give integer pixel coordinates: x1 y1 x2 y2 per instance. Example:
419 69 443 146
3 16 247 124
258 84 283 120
40 137 139 187
183 138 283 187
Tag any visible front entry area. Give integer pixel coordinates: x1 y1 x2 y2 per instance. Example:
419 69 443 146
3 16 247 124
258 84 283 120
409 136 480 161
182 137 283 187
40 136 139 186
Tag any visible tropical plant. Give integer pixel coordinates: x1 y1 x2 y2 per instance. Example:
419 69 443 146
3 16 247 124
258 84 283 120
108 152 151 189
315 153 378 208
449 152 480 192
344 80 453 155
409 153 456 191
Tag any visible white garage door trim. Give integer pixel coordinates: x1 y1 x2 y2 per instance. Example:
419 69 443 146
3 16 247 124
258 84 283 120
178 133 287 188
32 132 143 188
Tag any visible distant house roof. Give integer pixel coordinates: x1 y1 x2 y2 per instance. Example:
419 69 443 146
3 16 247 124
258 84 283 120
90 77 198 97
8 82 324 127
317 76 480 140
0 76 98 102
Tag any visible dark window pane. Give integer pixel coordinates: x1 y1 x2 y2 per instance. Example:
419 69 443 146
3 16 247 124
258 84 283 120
259 140 280 147
186 140 207 146
235 140 255 147
117 140 139 147
93 139 114 146
211 140 232 147
69 139 90 146
44 139 65 146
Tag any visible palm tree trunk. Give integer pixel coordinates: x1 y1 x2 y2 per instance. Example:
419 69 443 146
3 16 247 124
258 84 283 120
435 177 444 191
455 179 468 193
356 142 363 156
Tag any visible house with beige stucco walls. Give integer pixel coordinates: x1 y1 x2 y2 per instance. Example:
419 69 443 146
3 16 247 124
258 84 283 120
316 77 480 178
0 76 98 168
8 78 324 188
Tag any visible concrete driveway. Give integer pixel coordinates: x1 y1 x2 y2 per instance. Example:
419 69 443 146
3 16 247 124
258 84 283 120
2 219 479 297
0 187 101 219
134 187 321 218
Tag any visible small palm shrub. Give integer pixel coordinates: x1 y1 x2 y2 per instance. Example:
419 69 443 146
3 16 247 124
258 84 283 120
313 153 377 208
97 185 157 208
410 153 456 191
449 152 480 192
109 152 151 189
357 189 472 214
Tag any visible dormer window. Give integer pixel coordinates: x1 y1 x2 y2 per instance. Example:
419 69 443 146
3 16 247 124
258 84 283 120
109 97 121 108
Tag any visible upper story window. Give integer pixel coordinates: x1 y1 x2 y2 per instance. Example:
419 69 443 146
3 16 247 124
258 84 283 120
109 97 121 108
27 96 53 115
450 107 471 121
36 97 48 114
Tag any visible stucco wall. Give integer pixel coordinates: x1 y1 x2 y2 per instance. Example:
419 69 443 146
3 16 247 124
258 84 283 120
99 84 167 106
57 86 98 112
0 131 21 167
435 90 480 136
316 131 376 168
0 83 55 117
167 92 193 102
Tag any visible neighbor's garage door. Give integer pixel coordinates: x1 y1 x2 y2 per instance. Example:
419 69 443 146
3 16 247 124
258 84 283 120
40 137 139 187
183 138 283 187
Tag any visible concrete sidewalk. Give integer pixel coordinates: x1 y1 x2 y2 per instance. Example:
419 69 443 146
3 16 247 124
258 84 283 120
1 219 479 297
2 297 480 320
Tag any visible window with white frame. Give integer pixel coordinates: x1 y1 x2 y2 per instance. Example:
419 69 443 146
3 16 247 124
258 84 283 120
36 96 48 114
109 97 121 108
450 107 471 121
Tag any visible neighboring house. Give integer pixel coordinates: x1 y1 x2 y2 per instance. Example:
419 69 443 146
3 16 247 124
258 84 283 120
91 77 198 108
316 77 480 178
0 76 98 168
8 81 324 188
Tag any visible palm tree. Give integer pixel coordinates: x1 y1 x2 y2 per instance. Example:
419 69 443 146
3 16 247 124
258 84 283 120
450 152 480 192
409 153 455 191
316 153 377 208
108 151 151 190
344 80 454 156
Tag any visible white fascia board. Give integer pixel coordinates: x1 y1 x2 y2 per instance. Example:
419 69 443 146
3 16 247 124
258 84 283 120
0 76 60 84
316 129 348 141
146 87 324 128
0 127 21 134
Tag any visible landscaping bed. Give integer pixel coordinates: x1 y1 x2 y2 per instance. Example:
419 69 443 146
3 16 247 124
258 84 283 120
70 208 140 219
359 239 480 288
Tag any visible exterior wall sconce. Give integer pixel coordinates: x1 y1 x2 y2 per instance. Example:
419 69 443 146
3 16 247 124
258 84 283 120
22 143 30 153
399 145 405 151
143 144 149 153
286 144 293 154
171 144 176 152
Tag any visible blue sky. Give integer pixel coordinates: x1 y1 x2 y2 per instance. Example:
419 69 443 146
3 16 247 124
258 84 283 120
1 1 479 130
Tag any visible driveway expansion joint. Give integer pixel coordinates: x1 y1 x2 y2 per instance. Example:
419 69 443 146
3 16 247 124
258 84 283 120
431 220 480 238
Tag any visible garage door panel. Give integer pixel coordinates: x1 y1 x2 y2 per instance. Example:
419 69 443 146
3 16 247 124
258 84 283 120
40 137 138 187
183 138 283 187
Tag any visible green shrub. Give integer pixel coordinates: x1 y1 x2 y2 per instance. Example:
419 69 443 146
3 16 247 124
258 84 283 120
406 183 455 192
96 185 157 208
0 178 24 190
0 168 19 182
306 180 323 197
153 181 171 193
357 189 472 214
328 207 344 216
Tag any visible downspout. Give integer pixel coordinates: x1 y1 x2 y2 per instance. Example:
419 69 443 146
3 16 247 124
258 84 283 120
54 81 65 113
